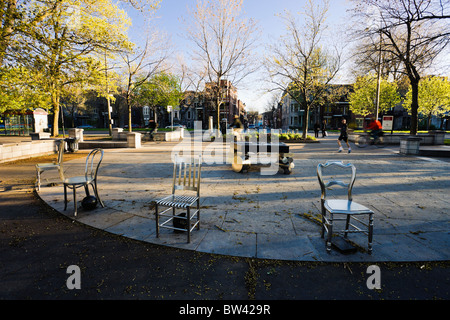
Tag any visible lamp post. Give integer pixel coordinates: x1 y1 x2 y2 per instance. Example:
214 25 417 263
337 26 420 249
367 5 383 121
375 29 382 121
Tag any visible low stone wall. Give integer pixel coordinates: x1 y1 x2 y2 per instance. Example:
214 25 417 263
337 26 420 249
78 141 128 149
349 131 445 145
112 128 184 142
153 129 184 142
0 139 58 163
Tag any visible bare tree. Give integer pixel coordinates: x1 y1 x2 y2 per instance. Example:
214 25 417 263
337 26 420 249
119 32 170 131
183 0 259 132
265 0 342 139
175 58 208 124
350 34 405 82
350 0 450 135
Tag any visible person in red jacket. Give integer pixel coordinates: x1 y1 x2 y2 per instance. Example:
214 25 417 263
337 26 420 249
367 117 383 140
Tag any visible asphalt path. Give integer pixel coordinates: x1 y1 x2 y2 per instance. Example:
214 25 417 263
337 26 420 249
0 148 448 310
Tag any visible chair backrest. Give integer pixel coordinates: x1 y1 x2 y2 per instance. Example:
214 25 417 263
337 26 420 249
317 161 356 201
85 148 104 180
172 154 202 196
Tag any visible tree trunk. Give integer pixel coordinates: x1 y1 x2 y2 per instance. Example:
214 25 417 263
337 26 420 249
409 78 420 135
126 91 132 132
0 0 17 67
301 87 310 140
51 90 60 137
302 104 310 140
216 78 221 136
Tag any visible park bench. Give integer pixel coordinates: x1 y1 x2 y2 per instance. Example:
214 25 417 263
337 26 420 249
231 141 294 174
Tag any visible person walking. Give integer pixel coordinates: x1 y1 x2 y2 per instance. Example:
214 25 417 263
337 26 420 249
321 120 327 138
337 118 351 153
314 122 320 138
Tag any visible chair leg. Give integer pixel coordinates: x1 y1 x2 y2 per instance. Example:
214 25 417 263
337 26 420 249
155 203 159 238
344 215 350 238
320 204 325 238
64 184 67 211
197 199 200 230
36 169 41 191
326 213 333 253
187 206 191 243
73 187 77 217
93 181 105 208
84 185 90 197
368 213 374 254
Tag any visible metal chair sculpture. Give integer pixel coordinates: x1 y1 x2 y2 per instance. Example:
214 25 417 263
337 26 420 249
155 154 202 243
317 161 374 254
35 139 64 191
61 148 105 217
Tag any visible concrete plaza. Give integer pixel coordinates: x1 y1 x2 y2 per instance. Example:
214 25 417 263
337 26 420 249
36 133 450 263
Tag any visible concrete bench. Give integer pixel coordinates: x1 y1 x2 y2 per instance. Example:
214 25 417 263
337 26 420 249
30 132 51 140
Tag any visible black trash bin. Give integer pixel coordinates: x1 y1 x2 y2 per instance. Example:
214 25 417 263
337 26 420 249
65 137 79 152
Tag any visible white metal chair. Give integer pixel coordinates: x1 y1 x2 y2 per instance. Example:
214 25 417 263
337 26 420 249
155 154 202 243
61 148 105 217
317 161 374 254
35 139 64 191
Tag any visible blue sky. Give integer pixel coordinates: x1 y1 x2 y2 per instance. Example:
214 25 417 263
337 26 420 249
124 0 352 112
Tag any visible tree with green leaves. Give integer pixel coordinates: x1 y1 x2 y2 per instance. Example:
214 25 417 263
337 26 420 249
0 66 50 112
10 0 133 136
404 76 450 129
349 74 401 118
135 72 182 125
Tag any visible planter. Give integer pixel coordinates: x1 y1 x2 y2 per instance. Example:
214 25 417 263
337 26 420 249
127 132 141 148
68 128 84 142
429 130 446 145
112 128 123 140
400 137 421 155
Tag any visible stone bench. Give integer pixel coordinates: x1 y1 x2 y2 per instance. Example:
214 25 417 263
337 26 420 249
349 131 445 146
30 132 51 140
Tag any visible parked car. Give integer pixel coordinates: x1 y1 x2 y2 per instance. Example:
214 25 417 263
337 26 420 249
124 124 141 129
165 124 186 129
77 124 94 129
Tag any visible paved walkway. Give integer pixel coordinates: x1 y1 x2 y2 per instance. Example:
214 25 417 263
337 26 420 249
36 134 450 263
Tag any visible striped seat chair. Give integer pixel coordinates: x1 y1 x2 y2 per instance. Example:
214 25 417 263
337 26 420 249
155 154 202 243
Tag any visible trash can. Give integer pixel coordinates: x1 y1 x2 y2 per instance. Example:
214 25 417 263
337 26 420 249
65 137 79 153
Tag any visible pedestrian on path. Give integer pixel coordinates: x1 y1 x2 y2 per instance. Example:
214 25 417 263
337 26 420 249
321 119 327 138
314 122 320 138
337 118 351 153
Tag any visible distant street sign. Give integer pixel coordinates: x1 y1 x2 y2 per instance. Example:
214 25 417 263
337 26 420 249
383 116 393 131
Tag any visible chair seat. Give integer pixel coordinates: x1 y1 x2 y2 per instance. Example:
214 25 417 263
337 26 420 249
156 195 199 208
64 176 94 186
324 199 373 215
36 163 59 170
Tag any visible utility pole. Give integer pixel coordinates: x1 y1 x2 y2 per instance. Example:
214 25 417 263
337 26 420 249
375 29 382 120
105 50 113 136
